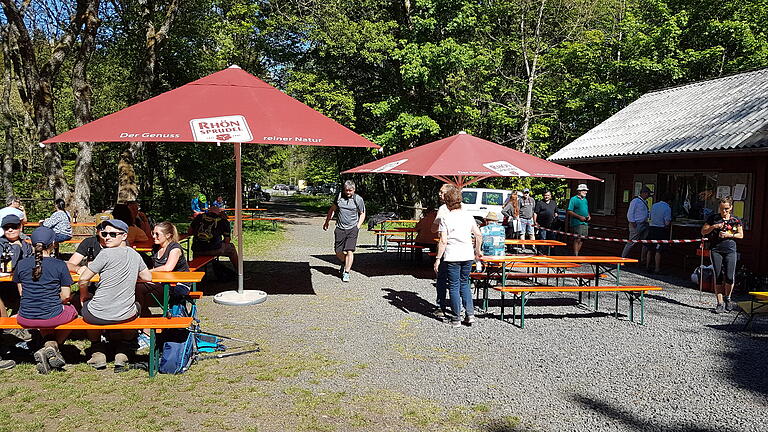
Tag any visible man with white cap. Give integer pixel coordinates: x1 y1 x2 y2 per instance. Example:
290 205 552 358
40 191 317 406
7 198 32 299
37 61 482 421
518 188 536 240
567 184 591 255
621 185 653 260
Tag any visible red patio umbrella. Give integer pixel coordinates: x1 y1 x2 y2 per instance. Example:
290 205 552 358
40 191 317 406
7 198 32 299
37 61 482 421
44 65 378 305
342 132 599 187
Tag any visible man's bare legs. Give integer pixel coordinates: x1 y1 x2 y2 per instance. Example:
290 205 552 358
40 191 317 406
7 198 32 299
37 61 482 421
336 250 354 272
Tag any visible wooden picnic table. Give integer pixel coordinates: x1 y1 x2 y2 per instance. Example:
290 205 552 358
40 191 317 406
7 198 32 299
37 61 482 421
479 254 649 327
504 238 566 255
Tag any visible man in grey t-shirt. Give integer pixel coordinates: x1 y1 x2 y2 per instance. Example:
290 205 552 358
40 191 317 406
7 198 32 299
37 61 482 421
323 180 366 282
518 188 536 240
77 219 152 369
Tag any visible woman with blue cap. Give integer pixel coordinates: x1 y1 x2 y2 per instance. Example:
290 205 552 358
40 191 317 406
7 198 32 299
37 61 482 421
15 226 76 373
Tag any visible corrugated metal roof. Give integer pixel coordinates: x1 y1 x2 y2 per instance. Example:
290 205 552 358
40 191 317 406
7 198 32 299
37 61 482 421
549 68 768 162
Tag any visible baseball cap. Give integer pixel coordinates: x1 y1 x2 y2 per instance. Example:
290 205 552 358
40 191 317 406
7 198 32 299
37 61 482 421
576 184 589 191
102 219 129 233
640 186 654 195
485 211 499 221
1 214 21 226
31 226 56 247
523 188 530 193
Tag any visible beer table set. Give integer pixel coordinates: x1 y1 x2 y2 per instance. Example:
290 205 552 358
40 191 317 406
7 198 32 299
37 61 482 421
0 271 204 316
477 254 659 327
504 238 566 255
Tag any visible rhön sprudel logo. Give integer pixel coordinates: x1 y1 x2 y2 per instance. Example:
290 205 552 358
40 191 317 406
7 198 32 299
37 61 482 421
190 115 253 142
482 161 530 176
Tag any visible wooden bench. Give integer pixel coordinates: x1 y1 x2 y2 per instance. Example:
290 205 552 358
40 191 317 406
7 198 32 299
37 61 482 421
0 316 193 377
228 217 285 228
491 285 661 328
188 256 216 272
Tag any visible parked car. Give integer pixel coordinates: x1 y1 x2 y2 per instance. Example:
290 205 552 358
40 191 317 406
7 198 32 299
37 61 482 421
288 185 298 191
461 188 514 220
273 184 289 191
302 186 319 195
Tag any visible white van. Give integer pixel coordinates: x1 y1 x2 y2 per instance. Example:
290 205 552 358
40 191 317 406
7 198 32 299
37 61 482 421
461 188 514 220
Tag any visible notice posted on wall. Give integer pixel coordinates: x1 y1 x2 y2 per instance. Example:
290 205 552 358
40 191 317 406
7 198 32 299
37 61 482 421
733 184 746 201
716 185 731 199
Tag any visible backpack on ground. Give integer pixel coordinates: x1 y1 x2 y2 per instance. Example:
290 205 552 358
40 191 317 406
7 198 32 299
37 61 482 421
158 300 199 374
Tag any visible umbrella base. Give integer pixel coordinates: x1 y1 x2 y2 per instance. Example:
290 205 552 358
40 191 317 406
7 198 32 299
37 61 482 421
213 290 268 306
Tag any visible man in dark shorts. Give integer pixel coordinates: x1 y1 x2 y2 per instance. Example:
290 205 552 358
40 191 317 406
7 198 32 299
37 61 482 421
323 180 366 282
533 191 558 240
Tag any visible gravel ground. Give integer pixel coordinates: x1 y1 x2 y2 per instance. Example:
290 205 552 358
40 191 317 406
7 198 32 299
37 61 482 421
203 198 768 432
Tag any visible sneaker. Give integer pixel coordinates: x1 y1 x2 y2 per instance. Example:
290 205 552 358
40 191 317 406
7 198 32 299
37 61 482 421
465 315 476 325
137 333 150 350
42 345 66 369
87 351 107 370
0 358 15 370
714 303 725 314
342 272 350 282
724 298 734 312
33 348 52 375
433 308 445 319
450 320 461 328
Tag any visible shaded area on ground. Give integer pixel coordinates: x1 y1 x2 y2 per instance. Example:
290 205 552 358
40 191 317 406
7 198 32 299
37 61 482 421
312 252 435 279
200 260 316 295
573 394 724 432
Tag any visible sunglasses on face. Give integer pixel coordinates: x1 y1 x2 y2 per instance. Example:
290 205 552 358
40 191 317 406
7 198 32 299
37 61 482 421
152 232 163 237
2 224 20 231
100 231 124 238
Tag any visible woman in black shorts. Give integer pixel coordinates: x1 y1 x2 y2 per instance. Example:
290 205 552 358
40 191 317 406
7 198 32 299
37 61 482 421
701 197 743 313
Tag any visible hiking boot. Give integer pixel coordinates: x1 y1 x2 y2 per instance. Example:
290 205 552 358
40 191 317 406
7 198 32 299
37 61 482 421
5 328 33 342
714 303 725 314
86 350 107 370
33 348 52 374
114 353 129 369
342 272 350 282
42 343 66 369
0 357 15 370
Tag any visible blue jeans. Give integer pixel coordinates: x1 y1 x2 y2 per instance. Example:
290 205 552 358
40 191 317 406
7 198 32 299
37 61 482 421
436 260 448 311
538 227 554 240
446 260 474 321
55 233 72 242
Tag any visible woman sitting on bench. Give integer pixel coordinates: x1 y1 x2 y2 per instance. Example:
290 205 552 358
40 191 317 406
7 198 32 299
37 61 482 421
15 227 76 374
136 221 190 316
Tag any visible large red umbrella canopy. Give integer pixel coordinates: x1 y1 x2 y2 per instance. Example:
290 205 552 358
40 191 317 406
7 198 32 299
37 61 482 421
43 65 378 148
343 132 598 187
43 65 377 304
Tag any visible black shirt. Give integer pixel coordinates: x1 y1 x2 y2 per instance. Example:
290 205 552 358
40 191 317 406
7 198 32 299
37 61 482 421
534 200 558 228
75 236 104 263
152 242 189 272
705 213 741 253
190 212 231 252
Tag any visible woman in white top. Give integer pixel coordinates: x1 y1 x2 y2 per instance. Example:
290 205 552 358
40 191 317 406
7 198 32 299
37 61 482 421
434 187 482 327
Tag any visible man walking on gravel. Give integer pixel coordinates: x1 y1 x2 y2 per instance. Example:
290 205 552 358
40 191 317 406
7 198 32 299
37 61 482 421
323 180 366 282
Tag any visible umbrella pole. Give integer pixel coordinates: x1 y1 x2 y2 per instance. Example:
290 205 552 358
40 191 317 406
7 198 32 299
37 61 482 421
212 142 267 306
235 142 245 294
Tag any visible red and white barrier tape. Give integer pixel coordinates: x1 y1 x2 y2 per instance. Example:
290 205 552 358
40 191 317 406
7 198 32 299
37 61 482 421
536 226 704 244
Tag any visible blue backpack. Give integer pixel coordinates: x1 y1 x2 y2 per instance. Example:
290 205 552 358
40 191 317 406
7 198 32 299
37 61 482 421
158 302 198 374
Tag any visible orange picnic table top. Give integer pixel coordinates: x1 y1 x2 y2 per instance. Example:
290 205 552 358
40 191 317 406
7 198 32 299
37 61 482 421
382 220 419 224
0 270 204 284
221 208 267 212
480 255 637 264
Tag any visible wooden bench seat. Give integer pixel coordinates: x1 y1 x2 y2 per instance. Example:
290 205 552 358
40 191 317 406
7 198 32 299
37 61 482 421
0 316 193 377
188 256 216 272
491 285 661 328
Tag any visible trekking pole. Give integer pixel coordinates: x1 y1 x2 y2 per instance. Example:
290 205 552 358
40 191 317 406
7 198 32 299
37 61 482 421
193 329 254 344
198 348 260 361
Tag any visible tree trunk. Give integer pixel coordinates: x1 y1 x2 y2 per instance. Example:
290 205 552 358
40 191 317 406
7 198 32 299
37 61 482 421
518 0 546 154
0 0 90 202
1 23 15 199
72 0 101 217
116 0 179 201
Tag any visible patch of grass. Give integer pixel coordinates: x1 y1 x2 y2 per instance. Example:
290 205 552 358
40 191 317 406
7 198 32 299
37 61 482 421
285 195 330 214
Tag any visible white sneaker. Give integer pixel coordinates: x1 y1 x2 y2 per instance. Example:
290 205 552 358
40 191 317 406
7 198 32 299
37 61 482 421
342 272 350 282
465 315 476 325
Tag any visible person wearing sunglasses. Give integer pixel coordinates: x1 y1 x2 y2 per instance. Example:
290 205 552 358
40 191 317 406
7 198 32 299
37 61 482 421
76 219 152 370
0 214 33 319
136 221 189 317
701 196 744 314
66 222 108 274
0 196 27 236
